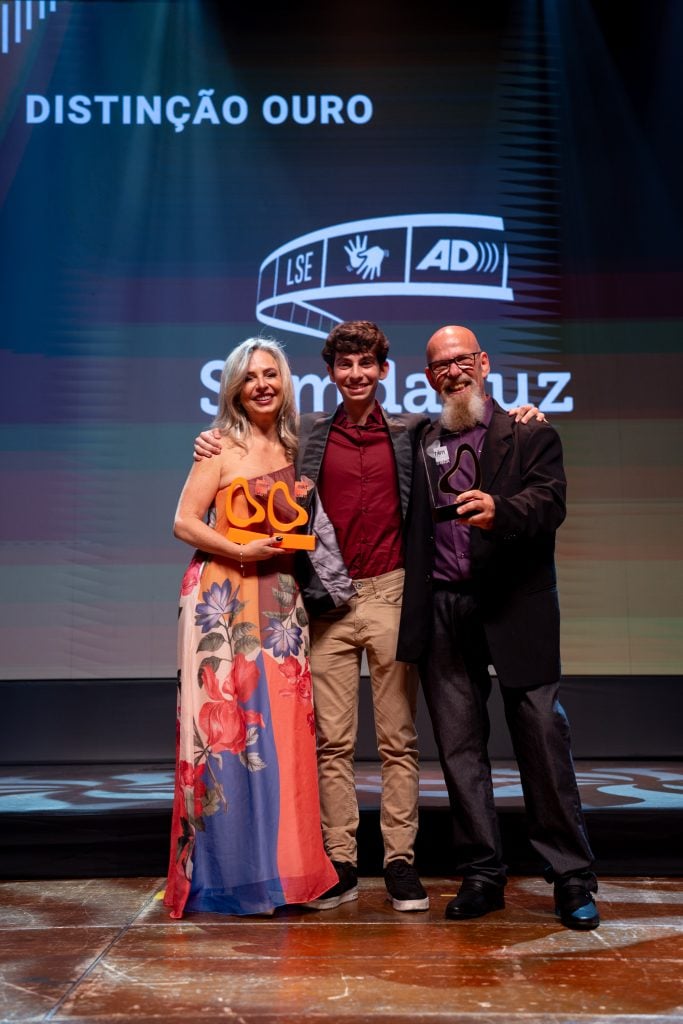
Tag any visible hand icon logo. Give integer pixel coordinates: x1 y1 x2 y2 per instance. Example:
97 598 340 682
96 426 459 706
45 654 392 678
344 234 367 270
345 234 389 281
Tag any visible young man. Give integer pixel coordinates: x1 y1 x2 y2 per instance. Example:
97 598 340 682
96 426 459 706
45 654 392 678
397 325 599 930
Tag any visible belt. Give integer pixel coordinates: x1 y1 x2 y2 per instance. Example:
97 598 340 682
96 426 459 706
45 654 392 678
433 580 476 594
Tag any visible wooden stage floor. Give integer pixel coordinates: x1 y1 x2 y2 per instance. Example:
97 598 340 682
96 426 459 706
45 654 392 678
1 874 682 1023
1 761 682 1021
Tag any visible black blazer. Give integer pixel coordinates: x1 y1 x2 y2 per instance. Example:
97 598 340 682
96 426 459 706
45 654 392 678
397 401 567 688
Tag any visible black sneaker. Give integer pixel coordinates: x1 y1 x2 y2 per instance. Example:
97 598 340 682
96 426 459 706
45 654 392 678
384 858 430 911
554 881 600 930
305 861 358 910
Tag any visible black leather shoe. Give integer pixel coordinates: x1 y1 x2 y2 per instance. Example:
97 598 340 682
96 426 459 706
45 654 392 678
554 881 600 930
445 879 505 920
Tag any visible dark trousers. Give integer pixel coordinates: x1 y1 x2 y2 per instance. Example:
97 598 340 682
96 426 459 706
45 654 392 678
420 588 595 888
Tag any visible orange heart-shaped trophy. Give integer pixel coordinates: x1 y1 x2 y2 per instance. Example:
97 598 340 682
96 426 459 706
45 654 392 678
225 477 266 528
266 480 309 533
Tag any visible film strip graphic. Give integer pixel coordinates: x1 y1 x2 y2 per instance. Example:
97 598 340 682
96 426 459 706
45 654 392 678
1 0 59 55
256 213 513 340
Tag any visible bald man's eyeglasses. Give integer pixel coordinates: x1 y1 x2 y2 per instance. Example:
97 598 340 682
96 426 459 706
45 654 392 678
427 352 481 379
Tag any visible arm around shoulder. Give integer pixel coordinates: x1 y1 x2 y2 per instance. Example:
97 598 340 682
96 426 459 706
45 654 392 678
491 421 566 539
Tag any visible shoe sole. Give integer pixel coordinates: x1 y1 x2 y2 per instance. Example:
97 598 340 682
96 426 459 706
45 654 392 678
306 886 359 911
445 898 505 920
389 896 430 912
556 910 600 931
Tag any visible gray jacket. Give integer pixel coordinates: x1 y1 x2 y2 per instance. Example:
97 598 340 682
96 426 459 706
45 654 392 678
294 405 429 615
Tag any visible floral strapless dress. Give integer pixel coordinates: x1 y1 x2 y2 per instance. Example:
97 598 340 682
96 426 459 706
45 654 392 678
164 465 336 917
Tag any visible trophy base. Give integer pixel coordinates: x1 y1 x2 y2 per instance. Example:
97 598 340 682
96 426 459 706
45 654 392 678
227 527 316 551
433 503 477 522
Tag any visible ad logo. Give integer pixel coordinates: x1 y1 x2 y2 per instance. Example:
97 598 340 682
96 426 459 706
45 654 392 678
256 213 514 339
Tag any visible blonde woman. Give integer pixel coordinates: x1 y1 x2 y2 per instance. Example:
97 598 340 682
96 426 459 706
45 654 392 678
164 338 336 918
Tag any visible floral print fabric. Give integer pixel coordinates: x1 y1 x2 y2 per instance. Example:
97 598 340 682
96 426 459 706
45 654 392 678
164 465 336 917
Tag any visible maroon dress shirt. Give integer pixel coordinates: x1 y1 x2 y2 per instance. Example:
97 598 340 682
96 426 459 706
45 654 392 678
317 403 404 579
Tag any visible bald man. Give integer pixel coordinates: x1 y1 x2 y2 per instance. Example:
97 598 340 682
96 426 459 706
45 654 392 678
397 326 599 931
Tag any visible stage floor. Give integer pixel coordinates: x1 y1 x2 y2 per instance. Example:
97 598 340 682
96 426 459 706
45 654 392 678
1 760 682 881
2 760 682 813
1 874 682 1023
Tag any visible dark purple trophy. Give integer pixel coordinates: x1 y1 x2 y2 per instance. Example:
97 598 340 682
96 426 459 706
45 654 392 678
420 436 481 521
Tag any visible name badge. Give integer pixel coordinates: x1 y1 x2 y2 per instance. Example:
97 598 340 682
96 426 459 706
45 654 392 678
427 441 450 465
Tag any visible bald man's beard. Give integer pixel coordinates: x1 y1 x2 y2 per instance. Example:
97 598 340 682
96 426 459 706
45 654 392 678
439 384 486 433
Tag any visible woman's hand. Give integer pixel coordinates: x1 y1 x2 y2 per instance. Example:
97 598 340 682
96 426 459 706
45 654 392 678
239 535 289 562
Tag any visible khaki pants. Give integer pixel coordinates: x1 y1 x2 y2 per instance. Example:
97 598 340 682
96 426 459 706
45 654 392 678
310 568 419 867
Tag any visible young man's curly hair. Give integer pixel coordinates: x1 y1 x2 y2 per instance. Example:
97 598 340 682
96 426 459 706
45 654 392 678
321 321 390 368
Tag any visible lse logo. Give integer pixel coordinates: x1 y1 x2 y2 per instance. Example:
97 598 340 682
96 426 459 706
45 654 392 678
285 251 314 285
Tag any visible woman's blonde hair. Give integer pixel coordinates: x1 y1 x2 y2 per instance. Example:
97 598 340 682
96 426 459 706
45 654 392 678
212 337 298 462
